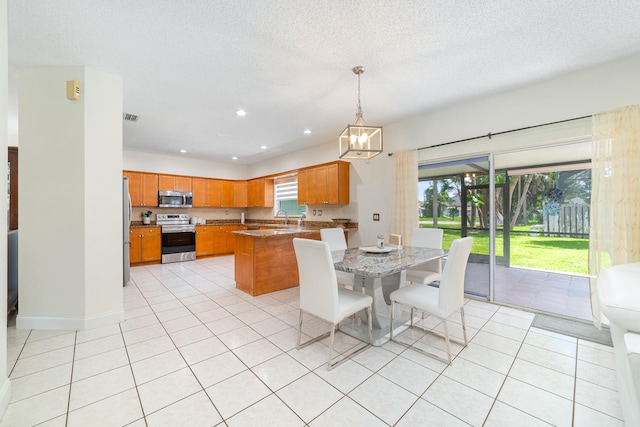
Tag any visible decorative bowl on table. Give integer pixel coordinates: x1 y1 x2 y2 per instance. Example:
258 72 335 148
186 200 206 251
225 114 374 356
359 245 395 254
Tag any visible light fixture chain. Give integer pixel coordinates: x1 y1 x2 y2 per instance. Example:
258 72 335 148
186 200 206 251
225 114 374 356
356 70 363 120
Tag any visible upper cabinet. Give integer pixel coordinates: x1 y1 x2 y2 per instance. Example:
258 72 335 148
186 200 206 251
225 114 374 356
158 174 192 192
220 180 234 207
193 178 248 208
125 160 347 210
233 181 248 208
247 178 274 207
192 178 221 207
125 171 158 207
298 161 349 205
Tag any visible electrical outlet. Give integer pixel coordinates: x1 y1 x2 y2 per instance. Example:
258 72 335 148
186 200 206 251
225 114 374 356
373 213 380 221
313 210 317 216
318 210 322 216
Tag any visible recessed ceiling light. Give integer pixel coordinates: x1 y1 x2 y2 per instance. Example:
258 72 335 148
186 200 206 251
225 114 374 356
260 145 267 150
179 149 187 153
232 156 238 160
304 129 312 134
236 109 246 116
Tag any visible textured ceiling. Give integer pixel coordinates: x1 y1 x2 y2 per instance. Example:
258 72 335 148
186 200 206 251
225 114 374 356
8 1 640 165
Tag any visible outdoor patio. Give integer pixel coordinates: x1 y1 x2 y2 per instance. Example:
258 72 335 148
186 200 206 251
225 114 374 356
463 262 592 322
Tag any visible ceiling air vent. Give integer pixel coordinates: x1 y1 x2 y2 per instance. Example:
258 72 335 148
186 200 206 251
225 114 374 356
123 113 138 122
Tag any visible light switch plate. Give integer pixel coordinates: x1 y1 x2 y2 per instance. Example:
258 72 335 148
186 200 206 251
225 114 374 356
373 213 380 221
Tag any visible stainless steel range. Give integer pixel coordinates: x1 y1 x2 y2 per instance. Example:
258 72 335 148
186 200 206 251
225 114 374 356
156 213 196 263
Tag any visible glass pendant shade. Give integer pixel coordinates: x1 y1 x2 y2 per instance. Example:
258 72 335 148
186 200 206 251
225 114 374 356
339 120 383 160
338 66 383 160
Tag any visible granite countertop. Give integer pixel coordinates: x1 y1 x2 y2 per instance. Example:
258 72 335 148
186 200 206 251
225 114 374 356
130 223 160 228
233 227 321 238
131 220 358 230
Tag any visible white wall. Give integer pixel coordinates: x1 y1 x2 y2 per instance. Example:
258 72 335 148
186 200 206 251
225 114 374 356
0 0 10 417
249 53 640 245
84 68 124 318
386 53 640 152
124 150 248 180
123 54 640 247
18 66 124 330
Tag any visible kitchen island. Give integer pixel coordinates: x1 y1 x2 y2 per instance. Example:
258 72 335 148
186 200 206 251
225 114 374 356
232 227 328 296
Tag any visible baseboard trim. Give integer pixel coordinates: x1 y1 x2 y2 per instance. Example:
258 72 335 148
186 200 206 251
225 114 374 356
15 310 125 331
0 378 11 419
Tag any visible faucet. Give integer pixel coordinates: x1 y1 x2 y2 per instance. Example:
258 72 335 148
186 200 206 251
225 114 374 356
276 209 288 225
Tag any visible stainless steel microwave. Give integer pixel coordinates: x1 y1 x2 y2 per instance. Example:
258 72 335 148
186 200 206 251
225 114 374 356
158 191 193 208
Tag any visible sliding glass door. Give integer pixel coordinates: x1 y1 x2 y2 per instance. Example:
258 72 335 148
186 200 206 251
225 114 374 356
418 156 492 298
493 161 592 319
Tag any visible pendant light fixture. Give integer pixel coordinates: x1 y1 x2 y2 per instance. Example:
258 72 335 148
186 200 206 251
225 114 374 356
338 66 383 160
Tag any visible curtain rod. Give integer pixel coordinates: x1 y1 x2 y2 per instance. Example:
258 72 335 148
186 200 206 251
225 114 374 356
416 114 592 152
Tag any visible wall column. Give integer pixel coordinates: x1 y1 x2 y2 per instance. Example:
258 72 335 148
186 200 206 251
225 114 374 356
0 0 11 417
17 66 124 330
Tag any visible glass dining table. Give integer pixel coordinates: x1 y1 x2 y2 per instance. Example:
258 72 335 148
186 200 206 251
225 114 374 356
331 245 445 346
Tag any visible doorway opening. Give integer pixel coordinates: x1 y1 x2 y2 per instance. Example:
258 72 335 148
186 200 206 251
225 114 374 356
419 154 592 320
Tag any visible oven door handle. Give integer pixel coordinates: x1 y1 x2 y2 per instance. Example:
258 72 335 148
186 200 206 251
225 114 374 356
162 228 196 234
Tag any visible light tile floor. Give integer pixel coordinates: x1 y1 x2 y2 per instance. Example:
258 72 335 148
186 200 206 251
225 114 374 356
2 256 623 426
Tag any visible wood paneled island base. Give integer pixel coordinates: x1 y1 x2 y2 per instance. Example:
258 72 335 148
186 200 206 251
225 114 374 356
233 229 321 296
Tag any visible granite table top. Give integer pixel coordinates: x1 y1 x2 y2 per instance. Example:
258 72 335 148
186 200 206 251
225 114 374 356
332 246 445 278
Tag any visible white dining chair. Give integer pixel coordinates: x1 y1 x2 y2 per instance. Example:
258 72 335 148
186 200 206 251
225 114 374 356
389 237 473 364
405 227 444 286
293 238 373 370
320 228 355 289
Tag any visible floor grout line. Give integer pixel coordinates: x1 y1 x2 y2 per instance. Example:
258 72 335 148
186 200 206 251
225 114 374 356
2 256 621 426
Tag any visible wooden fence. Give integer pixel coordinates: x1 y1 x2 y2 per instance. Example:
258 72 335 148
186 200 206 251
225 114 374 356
543 204 589 238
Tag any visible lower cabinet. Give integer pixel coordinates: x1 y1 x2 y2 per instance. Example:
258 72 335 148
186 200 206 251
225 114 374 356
196 226 215 256
196 225 247 257
225 225 245 253
130 227 161 264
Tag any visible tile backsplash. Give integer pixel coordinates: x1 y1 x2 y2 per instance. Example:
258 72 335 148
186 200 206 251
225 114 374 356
132 203 358 225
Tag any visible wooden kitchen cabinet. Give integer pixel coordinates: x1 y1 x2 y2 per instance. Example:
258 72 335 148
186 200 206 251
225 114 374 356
212 226 228 254
234 230 321 295
192 178 222 207
220 180 235 207
225 225 246 252
130 227 161 264
297 170 308 204
196 225 215 256
158 174 192 192
197 225 241 257
298 161 349 205
125 171 158 207
233 181 248 208
247 178 274 207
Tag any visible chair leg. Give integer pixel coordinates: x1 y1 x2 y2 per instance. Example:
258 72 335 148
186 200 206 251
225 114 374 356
296 309 303 349
442 320 452 364
367 306 372 344
410 307 414 327
389 302 395 341
460 307 468 347
327 324 336 369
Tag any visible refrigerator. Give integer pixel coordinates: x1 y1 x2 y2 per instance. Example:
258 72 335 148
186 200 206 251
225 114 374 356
123 177 132 285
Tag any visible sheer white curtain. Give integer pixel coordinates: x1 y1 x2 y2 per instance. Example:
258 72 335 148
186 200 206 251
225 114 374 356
589 104 640 328
390 150 418 245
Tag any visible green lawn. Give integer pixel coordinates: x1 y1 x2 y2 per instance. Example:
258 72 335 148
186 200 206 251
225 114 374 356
420 220 589 275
